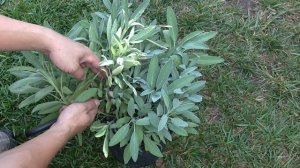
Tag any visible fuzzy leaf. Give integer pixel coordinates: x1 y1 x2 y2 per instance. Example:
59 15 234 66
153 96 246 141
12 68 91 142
95 125 108 138
157 104 164 116
75 88 98 102
112 65 124 75
109 124 129 146
161 88 170 110
185 81 206 94
148 112 159 126
9 77 42 92
103 0 112 11
39 112 59 125
156 61 173 89
158 114 168 131
130 130 139 162
147 56 159 89
123 144 131 164
188 94 203 103
171 118 188 128
136 117 150 126
196 55 224 65
179 31 204 46
168 123 188 136
38 104 62 115
18 95 36 108
116 117 131 128
131 0 150 22
182 111 200 124
144 135 163 157
167 75 195 93
127 98 135 117
173 103 195 113
131 26 158 42
167 7 178 45
34 86 54 102
32 101 62 113
151 92 161 103
103 132 109 158
100 59 114 66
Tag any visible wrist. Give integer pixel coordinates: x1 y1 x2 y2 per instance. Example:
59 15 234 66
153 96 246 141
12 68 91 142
35 27 61 55
48 123 74 139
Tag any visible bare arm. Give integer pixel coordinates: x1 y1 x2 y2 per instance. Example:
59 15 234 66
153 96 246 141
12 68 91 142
0 15 104 80
0 99 99 168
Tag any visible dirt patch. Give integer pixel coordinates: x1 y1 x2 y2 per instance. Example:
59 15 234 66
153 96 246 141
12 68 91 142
206 107 223 123
225 0 258 15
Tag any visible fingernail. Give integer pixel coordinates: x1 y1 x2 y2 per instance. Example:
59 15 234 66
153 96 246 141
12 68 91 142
94 100 100 106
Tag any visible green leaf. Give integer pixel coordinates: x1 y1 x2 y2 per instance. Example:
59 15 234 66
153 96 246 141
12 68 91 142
157 103 164 116
32 101 62 113
39 112 59 125
22 51 41 68
130 130 139 162
135 125 144 145
100 59 114 66
62 86 73 95
151 92 161 103
147 56 159 89
173 103 195 113
179 31 204 46
127 98 135 117
38 104 62 115
103 0 112 11
9 77 42 92
136 117 150 126
186 127 199 135
161 129 172 141
163 30 172 47
131 0 150 22
90 121 105 131
131 26 158 42
188 94 203 103
185 81 206 94
158 114 168 131
34 86 54 102
77 133 83 146
144 136 163 157
181 41 209 51
196 55 224 65
112 65 124 75
161 88 170 110
122 75 137 96
182 111 200 124
107 16 112 45
167 75 195 93
188 122 199 127
95 125 108 138
103 132 109 158
75 88 98 102
114 76 123 89
116 117 131 128
156 61 173 89
193 31 217 43
109 124 129 146
166 7 178 45
168 123 188 136
171 118 188 128
19 95 36 109
123 144 131 164
148 112 159 126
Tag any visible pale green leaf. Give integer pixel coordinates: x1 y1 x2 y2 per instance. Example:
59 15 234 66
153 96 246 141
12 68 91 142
62 86 73 95
148 112 159 126
167 75 195 93
32 101 62 113
151 92 161 103
173 103 195 113
144 135 163 157
131 0 150 22
95 125 108 138
34 86 54 102
38 104 62 115
39 112 59 125
116 116 131 128
112 65 124 75
186 127 199 135
19 95 36 109
131 26 158 42
182 111 200 124
109 124 129 146
75 88 98 102
130 130 139 162
196 55 224 65
123 144 131 164
188 94 203 103
156 61 173 89
136 117 150 126
147 56 159 89
157 103 164 116
185 81 206 94
103 132 109 158
171 118 188 128
168 123 188 136
161 88 170 110
166 7 178 45
127 98 135 117
103 0 112 12
158 114 168 131
179 31 204 46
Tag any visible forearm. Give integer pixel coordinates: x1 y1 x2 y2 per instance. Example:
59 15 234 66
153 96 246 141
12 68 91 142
0 15 57 53
0 125 72 168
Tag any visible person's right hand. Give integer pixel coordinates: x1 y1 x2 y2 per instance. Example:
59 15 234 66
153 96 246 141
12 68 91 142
54 99 100 137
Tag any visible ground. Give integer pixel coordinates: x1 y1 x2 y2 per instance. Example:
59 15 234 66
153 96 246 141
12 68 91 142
0 0 299 167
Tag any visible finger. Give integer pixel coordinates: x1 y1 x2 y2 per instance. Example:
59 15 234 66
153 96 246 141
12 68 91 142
72 67 85 80
81 53 100 69
81 99 100 113
87 108 97 122
59 105 67 113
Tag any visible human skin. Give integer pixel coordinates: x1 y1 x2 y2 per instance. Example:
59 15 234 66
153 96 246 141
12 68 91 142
0 15 102 167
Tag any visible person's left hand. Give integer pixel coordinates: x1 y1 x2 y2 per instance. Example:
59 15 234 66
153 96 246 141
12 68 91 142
46 31 104 80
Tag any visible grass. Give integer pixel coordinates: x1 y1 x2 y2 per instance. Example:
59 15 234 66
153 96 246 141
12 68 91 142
1 0 299 167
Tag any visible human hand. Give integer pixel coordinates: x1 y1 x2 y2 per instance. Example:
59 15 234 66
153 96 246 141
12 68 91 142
53 99 100 137
46 31 105 80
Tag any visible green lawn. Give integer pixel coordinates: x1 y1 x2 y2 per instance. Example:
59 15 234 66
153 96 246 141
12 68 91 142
1 0 299 167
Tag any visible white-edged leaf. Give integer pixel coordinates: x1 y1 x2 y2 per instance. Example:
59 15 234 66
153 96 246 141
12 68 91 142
95 125 108 138
100 59 114 66
188 94 203 103
151 92 161 103
103 132 109 158
112 65 124 75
